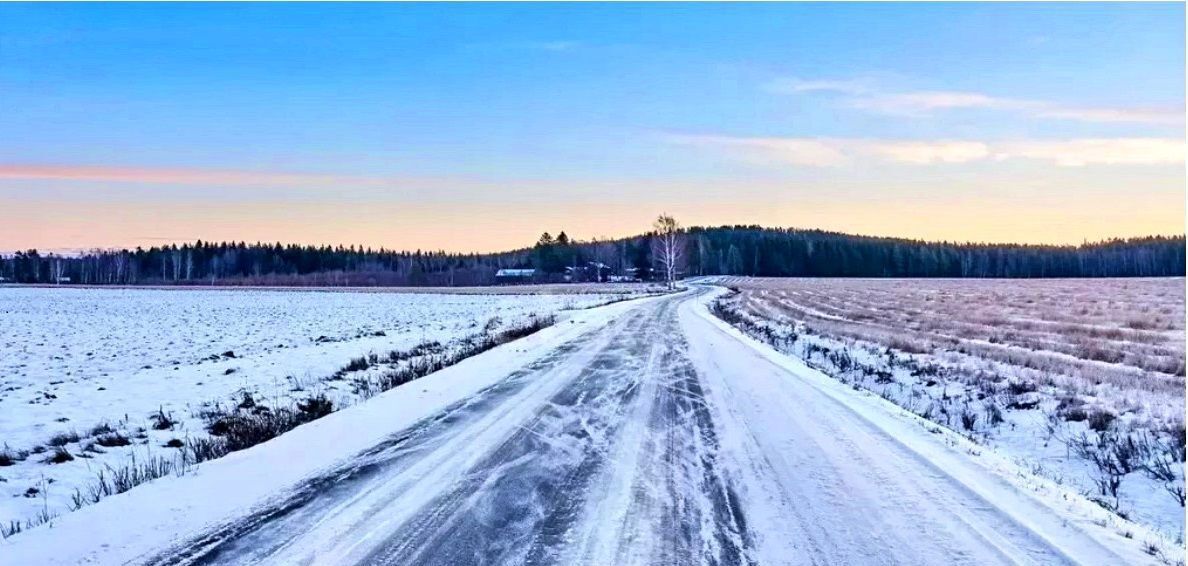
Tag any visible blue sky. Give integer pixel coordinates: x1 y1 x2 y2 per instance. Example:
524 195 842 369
1 3 1183 251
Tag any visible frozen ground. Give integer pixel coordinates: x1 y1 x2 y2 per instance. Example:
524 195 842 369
0 285 1177 565
708 277 1186 539
0 285 658 533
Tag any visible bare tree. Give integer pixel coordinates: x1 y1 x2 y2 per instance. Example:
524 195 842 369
50 256 65 284
172 248 183 281
651 213 684 289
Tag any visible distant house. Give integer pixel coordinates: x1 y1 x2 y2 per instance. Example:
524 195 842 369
609 267 642 283
495 268 535 284
564 262 613 283
588 262 611 282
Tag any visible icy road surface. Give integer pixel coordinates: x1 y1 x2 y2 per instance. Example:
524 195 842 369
3 287 1143 565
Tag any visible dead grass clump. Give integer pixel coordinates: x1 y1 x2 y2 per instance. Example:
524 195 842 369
94 433 132 448
149 408 176 430
47 430 80 447
44 446 74 464
1124 317 1161 330
0 446 28 467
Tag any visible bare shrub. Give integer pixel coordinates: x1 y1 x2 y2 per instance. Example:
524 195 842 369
342 356 371 373
296 394 333 419
1074 340 1125 365
1006 380 1038 395
1087 409 1117 433
1124 317 1160 330
1057 396 1090 422
960 407 979 432
1142 451 1186 507
47 430 80 447
0 445 28 467
44 446 74 464
149 407 176 430
1072 433 1126 510
94 433 131 448
1072 430 1159 513
984 402 1004 426
887 336 931 354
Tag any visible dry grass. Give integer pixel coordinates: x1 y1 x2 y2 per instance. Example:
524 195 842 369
725 277 1185 401
716 277 1187 527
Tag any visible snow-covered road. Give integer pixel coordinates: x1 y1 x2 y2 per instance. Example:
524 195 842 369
1 287 1151 565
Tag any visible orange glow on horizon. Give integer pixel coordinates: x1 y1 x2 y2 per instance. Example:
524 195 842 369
2 194 1182 254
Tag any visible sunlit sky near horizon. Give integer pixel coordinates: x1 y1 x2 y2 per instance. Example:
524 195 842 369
1 3 1184 253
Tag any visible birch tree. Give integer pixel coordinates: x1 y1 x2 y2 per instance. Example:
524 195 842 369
651 214 684 289
50 256 65 284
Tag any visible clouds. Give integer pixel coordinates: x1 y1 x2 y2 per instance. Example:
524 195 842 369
867 141 992 165
773 77 1184 125
732 76 1185 169
848 90 1031 116
993 138 1185 167
764 77 872 96
1032 106 1184 125
664 135 850 167
666 134 1183 168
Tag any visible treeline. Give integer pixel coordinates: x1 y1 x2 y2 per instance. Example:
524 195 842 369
684 227 1185 278
1 227 1183 286
0 242 535 287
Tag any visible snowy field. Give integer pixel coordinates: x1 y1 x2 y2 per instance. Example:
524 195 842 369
2 287 1176 565
710 277 1186 538
0 285 659 534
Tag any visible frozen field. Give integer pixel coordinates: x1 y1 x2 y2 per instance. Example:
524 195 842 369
3 286 1175 566
0 285 657 533
711 277 1186 537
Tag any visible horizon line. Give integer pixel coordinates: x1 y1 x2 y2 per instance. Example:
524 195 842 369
4 225 1184 258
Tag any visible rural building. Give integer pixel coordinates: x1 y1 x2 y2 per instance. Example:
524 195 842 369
563 262 612 283
495 268 535 284
609 267 642 283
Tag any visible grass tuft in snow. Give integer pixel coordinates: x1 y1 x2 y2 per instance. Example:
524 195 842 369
0 445 28 467
43 447 74 464
46 431 80 448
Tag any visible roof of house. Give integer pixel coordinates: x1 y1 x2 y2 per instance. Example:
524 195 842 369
495 268 535 277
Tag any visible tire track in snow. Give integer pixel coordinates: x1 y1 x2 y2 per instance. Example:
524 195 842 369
357 296 750 566
148 294 752 566
564 299 752 566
